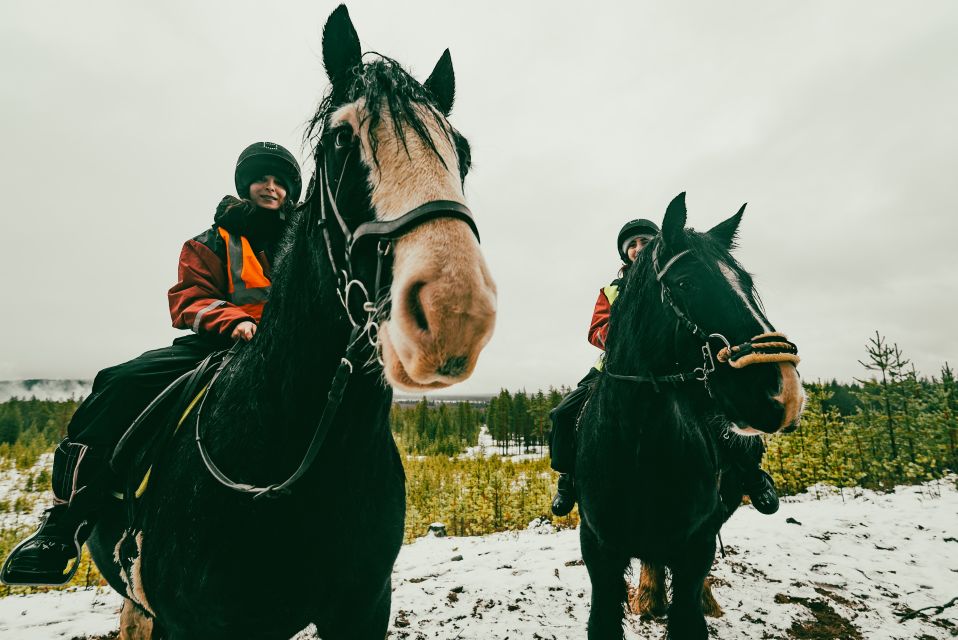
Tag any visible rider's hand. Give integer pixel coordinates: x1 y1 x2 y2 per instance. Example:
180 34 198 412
231 321 257 342
215 195 254 224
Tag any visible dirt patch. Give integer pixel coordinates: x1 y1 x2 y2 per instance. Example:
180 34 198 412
774 593 863 640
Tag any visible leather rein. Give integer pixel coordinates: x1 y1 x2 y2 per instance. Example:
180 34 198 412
604 243 799 397
194 141 479 499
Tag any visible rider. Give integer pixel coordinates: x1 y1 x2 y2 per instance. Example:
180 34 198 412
1 142 302 586
549 219 780 517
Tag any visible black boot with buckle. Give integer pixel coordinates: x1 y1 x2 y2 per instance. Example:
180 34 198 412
551 472 577 517
744 468 779 515
1 440 104 586
1 504 93 585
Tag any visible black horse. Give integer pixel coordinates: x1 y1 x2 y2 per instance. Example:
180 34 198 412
86 6 496 639
576 192 804 640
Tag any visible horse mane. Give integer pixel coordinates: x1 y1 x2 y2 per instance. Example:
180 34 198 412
609 227 764 368
305 54 470 176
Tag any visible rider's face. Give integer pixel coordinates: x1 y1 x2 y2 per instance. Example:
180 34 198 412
248 175 287 210
626 235 653 262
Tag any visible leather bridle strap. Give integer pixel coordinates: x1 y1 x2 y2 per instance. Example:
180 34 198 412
604 368 705 393
194 326 366 500
350 200 478 255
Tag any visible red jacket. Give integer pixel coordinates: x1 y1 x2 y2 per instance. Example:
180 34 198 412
588 278 622 350
168 198 278 337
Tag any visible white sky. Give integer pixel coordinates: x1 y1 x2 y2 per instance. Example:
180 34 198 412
1 1 956 395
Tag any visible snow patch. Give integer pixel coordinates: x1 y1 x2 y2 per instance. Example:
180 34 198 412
1 479 955 639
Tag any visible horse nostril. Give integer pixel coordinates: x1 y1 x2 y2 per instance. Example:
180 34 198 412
437 355 468 377
405 281 430 333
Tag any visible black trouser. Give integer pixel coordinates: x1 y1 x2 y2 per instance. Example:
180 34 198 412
549 368 601 474
719 431 766 480
55 333 225 500
548 367 766 476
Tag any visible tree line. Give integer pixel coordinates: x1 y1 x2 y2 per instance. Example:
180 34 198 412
390 389 569 456
764 332 957 494
1 331 955 493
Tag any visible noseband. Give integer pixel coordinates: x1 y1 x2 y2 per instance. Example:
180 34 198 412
195 136 481 499
604 243 799 396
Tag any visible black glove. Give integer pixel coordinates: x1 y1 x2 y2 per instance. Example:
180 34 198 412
214 195 254 227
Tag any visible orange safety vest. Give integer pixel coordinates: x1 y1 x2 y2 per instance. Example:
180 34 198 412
217 227 271 320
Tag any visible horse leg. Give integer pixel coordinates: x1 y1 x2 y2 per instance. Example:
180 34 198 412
665 536 715 640
580 523 630 640
118 599 155 640
627 561 668 618
313 578 391 640
701 575 724 618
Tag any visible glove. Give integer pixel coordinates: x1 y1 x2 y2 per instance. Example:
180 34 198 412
214 195 254 227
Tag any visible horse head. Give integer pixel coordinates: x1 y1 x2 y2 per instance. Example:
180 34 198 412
613 192 805 435
307 5 496 391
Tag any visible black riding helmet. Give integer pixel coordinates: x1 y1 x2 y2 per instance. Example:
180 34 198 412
617 218 660 263
234 142 303 204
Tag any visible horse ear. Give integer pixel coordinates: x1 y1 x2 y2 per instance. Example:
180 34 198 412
322 5 362 90
661 192 688 248
707 203 746 249
424 49 456 116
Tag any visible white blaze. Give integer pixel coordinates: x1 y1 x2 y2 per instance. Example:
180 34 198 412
718 261 772 333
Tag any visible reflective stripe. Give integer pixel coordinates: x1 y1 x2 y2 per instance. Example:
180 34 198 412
218 228 270 306
603 285 619 305
193 299 226 332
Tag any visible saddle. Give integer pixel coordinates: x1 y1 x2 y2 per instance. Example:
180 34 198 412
109 347 233 504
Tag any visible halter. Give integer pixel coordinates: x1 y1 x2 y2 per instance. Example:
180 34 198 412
195 137 481 499
604 242 799 396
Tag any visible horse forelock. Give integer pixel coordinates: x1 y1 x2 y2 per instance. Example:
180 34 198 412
307 56 469 221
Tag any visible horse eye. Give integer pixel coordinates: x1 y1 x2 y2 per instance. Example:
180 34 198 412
334 127 354 150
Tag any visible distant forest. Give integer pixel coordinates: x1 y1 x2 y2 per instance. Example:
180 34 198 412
1 332 955 494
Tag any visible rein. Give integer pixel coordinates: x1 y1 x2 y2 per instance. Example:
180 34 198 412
604 243 799 396
194 138 480 499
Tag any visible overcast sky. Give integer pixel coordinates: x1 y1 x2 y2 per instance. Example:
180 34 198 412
1 1 956 395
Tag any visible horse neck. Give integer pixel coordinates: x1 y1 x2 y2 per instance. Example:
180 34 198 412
603 289 716 451
220 219 391 445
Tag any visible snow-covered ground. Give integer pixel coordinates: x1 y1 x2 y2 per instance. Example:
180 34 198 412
0 454 51 530
461 425 548 461
1 478 955 639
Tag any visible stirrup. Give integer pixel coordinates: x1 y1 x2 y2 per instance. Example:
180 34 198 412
0 518 88 587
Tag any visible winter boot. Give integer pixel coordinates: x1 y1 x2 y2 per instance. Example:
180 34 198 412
1 440 104 586
551 473 577 517
744 469 779 515
0 504 93 585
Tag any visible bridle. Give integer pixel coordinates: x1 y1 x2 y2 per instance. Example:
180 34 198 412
310 142 479 350
195 133 480 499
604 242 799 397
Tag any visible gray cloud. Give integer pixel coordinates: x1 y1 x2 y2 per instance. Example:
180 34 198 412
1 1 955 394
